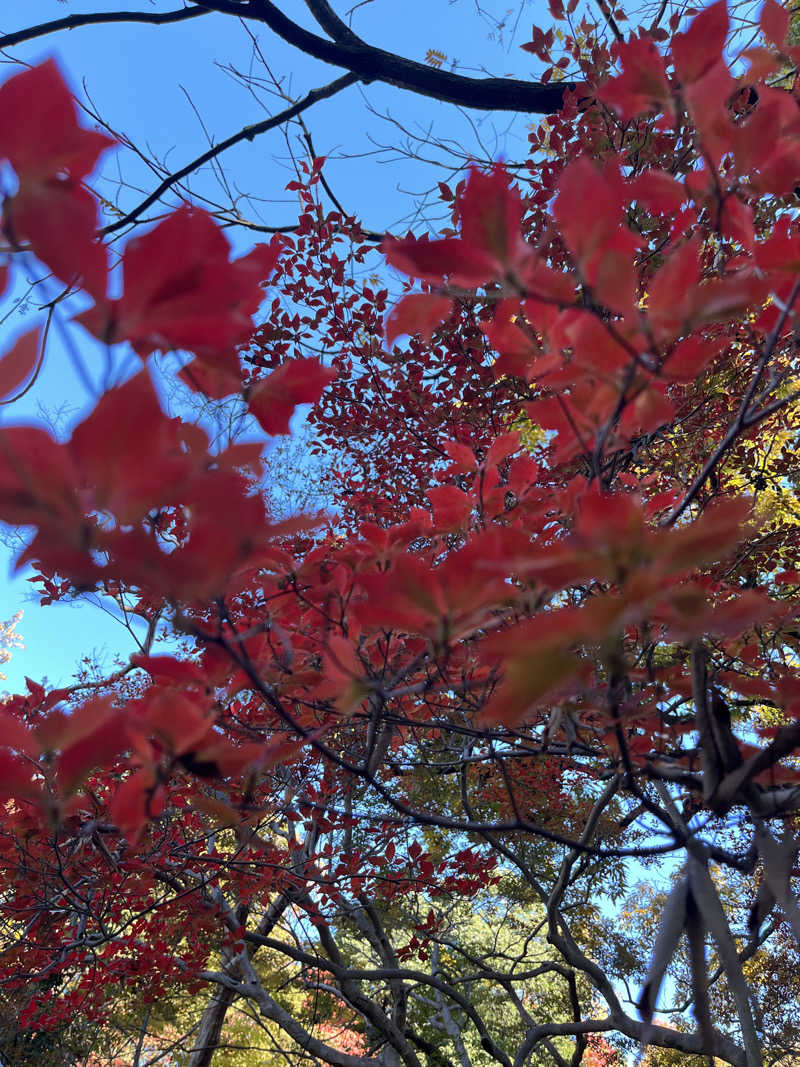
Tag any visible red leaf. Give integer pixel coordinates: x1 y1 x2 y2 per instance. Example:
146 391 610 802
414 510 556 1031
110 771 154 844
189 738 268 778
69 371 194 523
247 358 337 435
382 234 497 287
6 174 108 296
0 425 77 528
111 472 268 600
756 216 800 271
554 309 634 372
0 62 113 295
458 165 529 275
682 60 737 166
315 635 369 714
178 354 243 400
690 273 769 327
0 710 40 757
38 696 114 753
385 168 530 288
486 431 521 467
355 555 447 634
671 1 728 85
0 329 39 401
482 299 540 381
0 750 39 803
427 485 474 531
662 497 753 571
755 139 800 197
0 60 114 181
630 170 686 214
720 196 755 250
760 0 790 46
664 335 726 383
443 440 476 471
647 235 702 341
553 157 639 291
477 607 595 726
590 230 641 313
26 677 47 705
741 46 783 81
385 293 453 345
78 209 282 357
57 713 129 795
144 689 213 755
598 36 673 119
619 382 676 438
132 655 209 688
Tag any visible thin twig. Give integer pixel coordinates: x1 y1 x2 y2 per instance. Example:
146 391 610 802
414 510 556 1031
101 72 360 236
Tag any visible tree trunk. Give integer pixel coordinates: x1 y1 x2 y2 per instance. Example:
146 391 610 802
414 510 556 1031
187 984 236 1067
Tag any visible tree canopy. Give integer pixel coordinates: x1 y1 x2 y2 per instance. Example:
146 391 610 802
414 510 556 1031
1 2 800 1066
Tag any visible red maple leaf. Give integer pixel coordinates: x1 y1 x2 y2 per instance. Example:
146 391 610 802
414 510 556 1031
78 208 283 359
0 60 114 294
383 165 530 286
247 357 337 435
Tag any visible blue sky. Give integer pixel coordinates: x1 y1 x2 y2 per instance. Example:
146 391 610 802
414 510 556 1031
0 0 548 689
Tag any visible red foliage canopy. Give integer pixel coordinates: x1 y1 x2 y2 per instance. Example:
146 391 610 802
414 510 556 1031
1 8 800 1061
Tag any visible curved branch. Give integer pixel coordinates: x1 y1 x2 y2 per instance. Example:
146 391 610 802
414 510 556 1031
304 0 363 46
238 933 749 1067
198 0 574 114
200 963 377 1067
101 71 360 235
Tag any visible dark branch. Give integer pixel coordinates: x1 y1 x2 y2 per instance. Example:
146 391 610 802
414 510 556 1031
197 0 574 114
0 7 209 50
303 0 362 46
101 71 360 235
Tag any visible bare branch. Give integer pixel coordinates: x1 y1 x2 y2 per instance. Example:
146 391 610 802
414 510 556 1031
0 6 209 50
101 71 360 235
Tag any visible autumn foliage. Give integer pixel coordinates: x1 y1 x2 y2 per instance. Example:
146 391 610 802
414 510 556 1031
2 3 800 1063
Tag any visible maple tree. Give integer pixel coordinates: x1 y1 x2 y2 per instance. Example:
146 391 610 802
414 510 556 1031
3 1 800 1065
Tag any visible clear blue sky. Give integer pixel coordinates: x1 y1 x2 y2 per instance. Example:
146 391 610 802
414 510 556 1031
0 0 548 690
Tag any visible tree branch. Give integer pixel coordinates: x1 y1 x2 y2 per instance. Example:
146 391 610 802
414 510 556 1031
197 0 574 113
0 7 209 50
101 71 360 235
21 0 572 114
304 0 363 46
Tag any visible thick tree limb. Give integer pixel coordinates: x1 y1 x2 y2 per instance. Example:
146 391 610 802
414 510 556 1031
186 985 237 1067
4 2 575 115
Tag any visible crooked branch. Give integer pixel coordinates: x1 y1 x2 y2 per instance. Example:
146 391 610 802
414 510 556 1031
101 71 360 235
